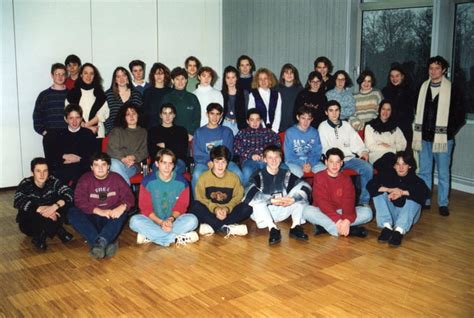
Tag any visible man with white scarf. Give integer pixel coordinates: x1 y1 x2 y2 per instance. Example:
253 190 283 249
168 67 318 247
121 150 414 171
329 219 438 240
412 56 465 216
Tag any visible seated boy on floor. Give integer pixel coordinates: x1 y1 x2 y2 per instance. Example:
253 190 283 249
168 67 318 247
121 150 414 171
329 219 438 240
69 152 135 259
14 157 74 251
303 148 372 237
244 145 311 245
190 145 252 237
367 151 430 247
129 148 199 246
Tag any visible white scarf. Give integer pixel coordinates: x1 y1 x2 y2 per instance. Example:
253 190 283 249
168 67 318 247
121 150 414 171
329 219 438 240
412 76 451 153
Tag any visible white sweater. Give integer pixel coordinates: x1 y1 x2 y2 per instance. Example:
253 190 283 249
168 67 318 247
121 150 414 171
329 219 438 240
318 120 368 161
66 88 109 138
364 124 407 164
193 85 224 127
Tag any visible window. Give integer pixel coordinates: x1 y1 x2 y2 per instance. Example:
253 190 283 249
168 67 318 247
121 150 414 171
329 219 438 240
360 7 432 89
453 2 474 114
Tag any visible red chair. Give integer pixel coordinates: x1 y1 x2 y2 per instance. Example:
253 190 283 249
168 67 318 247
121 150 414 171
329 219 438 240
102 135 144 191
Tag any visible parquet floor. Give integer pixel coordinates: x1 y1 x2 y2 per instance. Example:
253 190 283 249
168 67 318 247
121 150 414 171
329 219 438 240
0 188 473 317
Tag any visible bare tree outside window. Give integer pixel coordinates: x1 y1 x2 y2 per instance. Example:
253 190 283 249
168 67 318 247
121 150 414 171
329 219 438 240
361 7 432 89
453 2 474 114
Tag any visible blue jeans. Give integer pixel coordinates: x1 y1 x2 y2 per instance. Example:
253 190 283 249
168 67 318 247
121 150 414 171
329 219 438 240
343 158 373 205
418 139 454 207
191 162 243 194
373 193 421 233
303 205 373 236
110 158 138 186
241 160 266 186
129 213 198 246
68 207 128 247
286 162 326 178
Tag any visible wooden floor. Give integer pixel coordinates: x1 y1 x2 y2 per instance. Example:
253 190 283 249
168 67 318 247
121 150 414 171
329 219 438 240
0 189 473 317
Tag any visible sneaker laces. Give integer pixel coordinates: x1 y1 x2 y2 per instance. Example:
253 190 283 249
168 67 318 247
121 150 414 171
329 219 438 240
175 234 194 247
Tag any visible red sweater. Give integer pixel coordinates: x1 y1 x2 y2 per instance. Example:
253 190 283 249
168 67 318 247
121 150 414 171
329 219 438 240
312 170 356 223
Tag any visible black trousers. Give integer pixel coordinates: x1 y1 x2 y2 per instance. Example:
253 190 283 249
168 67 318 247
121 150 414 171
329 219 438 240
17 208 66 238
190 201 252 231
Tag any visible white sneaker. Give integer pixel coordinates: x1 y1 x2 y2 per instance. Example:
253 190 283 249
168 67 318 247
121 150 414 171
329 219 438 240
199 223 215 236
175 231 199 246
222 224 248 239
137 233 151 244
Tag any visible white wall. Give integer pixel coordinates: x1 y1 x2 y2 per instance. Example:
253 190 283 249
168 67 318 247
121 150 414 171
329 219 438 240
0 0 222 187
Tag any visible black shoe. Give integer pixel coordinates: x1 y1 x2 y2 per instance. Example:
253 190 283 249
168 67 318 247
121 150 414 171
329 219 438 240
31 231 47 251
105 241 119 258
388 231 403 247
269 228 281 245
422 204 431 210
313 225 328 236
349 226 368 238
289 225 309 241
377 227 393 243
57 227 74 243
439 206 450 216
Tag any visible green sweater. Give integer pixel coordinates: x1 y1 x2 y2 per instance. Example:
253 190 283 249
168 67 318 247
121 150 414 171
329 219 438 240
162 89 201 134
106 127 148 164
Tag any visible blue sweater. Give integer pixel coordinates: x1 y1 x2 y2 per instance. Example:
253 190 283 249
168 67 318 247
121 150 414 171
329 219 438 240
33 87 68 134
284 124 322 167
325 88 355 120
193 125 234 165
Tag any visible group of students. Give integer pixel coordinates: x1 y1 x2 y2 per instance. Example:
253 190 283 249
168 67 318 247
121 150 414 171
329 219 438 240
20 53 465 258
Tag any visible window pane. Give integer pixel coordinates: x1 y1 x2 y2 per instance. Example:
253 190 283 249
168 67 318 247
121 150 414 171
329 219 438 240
453 2 474 114
361 7 432 89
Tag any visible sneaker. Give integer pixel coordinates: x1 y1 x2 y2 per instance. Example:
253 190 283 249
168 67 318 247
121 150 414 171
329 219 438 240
269 228 281 245
439 206 450 216
313 225 328 236
136 233 151 244
221 224 248 238
105 241 119 258
377 227 393 243
199 223 215 236
349 226 368 238
289 225 309 241
175 231 199 246
388 231 403 247
57 227 74 243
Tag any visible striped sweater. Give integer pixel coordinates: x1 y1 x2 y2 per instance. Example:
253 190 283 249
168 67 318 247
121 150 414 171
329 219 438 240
350 89 383 131
33 87 68 135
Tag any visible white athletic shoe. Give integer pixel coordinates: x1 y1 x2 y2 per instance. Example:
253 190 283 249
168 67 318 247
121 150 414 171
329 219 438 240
222 224 248 239
199 223 215 236
136 233 151 244
175 231 199 246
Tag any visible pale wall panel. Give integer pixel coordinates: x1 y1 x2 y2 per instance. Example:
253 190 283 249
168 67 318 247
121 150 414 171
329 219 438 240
157 0 222 86
223 0 349 80
91 0 158 88
1 0 23 187
13 0 92 183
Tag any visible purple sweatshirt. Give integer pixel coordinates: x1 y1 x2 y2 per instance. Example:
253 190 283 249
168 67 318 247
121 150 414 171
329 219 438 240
74 171 135 214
